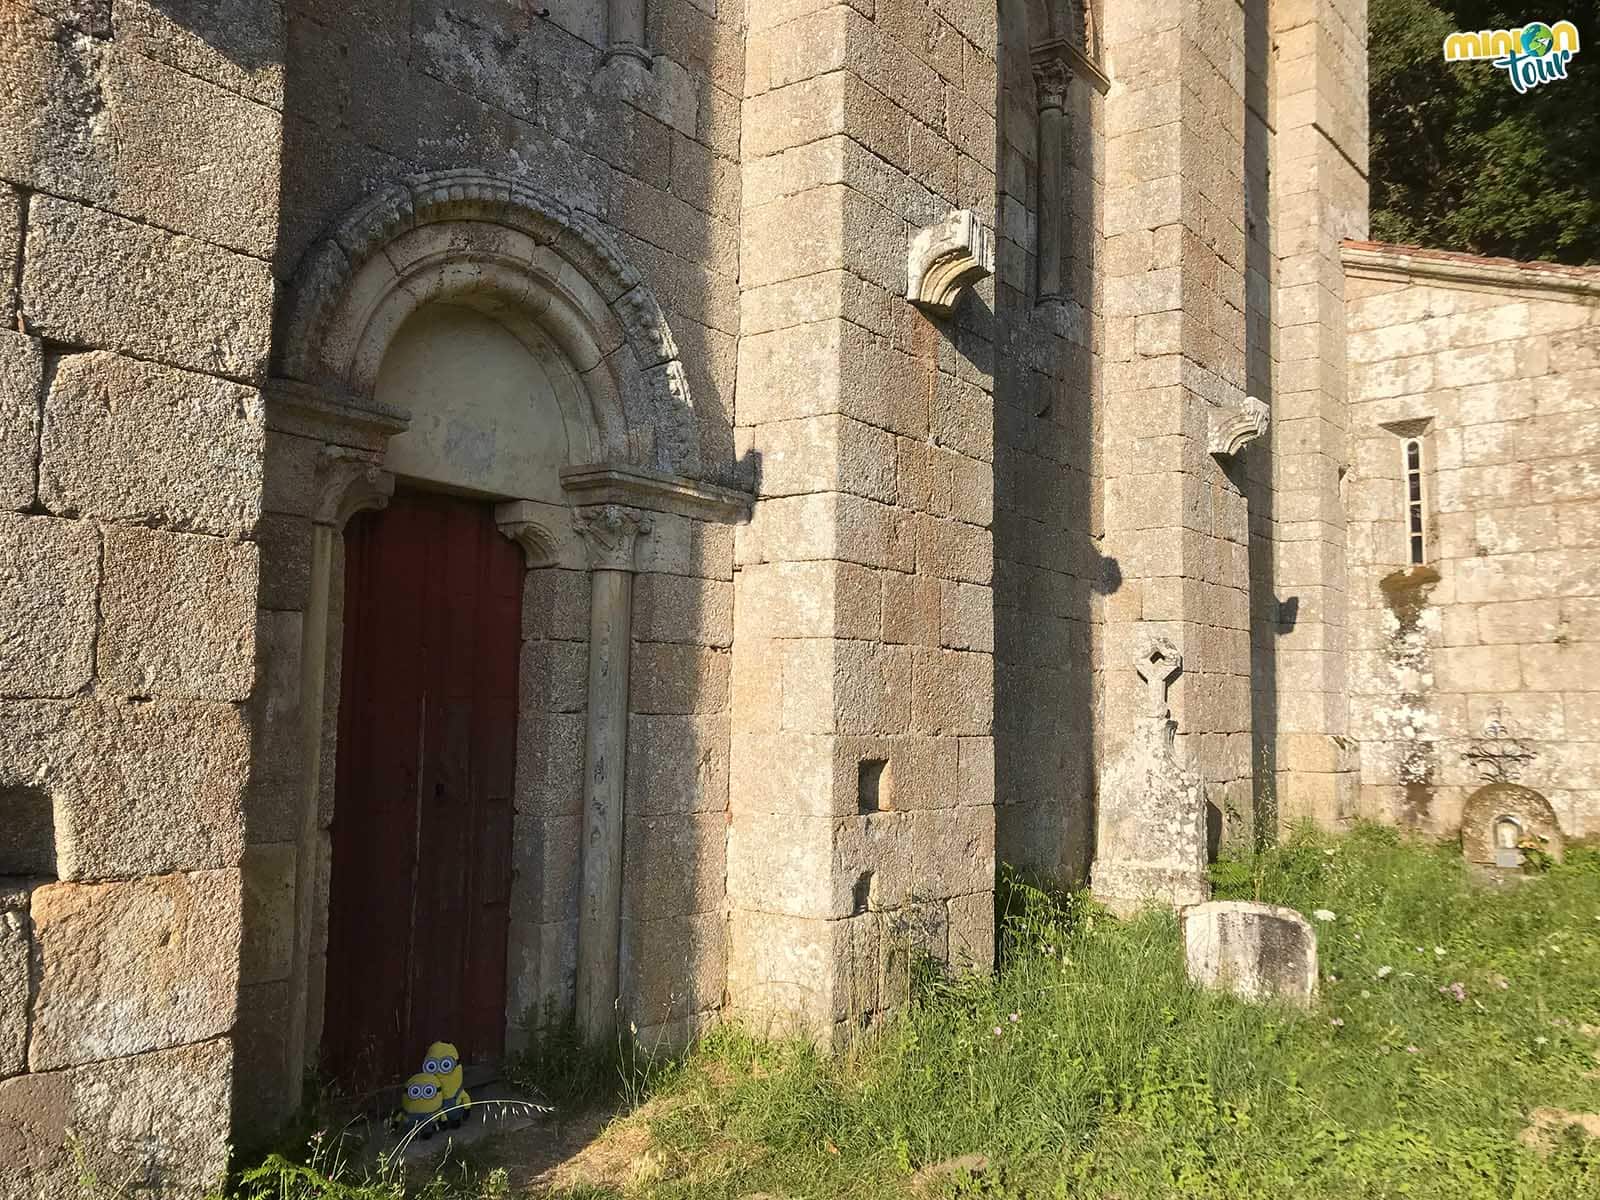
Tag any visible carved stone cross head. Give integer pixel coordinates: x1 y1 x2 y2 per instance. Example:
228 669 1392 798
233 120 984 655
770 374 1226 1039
1135 636 1183 720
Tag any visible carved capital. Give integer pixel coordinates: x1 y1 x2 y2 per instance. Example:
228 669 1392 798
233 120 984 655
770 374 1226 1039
1031 58 1073 109
908 210 996 316
313 447 394 529
1208 395 1271 459
575 505 651 572
1135 635 1183 721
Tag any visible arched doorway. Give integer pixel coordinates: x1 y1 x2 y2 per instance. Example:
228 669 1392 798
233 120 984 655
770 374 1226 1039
319 298 592 1089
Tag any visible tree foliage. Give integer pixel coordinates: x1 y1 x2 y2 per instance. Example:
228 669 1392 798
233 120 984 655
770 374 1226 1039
1369 0 1600 264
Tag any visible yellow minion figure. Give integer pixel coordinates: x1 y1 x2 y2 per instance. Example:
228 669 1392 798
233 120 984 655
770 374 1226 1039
395 1072 445 1139
422 1042 471 1129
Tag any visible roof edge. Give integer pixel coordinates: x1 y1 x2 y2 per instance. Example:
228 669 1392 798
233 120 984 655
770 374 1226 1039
1341 239 1600 300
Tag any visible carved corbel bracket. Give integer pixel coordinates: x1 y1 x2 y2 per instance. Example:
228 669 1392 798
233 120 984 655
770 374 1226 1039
495 501 564 569
1031 57 1074 110
908 210 995 316
575 504 652 572
312 447 394 529
1208 395 1271 459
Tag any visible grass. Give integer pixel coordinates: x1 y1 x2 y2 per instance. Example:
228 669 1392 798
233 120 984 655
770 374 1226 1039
225 824 1600 1198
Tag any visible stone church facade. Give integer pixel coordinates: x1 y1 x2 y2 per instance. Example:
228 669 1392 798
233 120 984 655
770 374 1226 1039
0 0 1595 1192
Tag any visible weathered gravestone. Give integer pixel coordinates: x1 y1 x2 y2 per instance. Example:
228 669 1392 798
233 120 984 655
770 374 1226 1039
1091 636 1209 917
1183 901 1318 1007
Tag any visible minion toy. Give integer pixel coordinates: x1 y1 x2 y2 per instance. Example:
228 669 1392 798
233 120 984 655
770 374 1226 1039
395 1072 445 1139
422 1042 471 1129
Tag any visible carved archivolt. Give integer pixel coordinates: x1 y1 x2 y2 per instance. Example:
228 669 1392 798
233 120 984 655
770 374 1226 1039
278 170 699 477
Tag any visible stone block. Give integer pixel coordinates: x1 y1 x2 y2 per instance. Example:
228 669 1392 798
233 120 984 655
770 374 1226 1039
0 332 41 512
243 610 303 844
0 514 98 698
630 643 730 714
21 196 274 382
523 567 591 640
632 572 735 647
111 0 285 106
730 730 838 816
623 812 725 918
726 908 836 1026
29 870 241 1070
0 908 27 1076
940 579 993 652
621 910 726 1025
0 1037 232 1199
257 513 314 612
41 352 264 536
628 712 730 815
0 698 248 880
99 525 257 701
521 639 589 715
909 647 993 736
0 20 281 258
240 842 296 986
232 980 295 1133
1182 901 1318 1007
514 712 587 817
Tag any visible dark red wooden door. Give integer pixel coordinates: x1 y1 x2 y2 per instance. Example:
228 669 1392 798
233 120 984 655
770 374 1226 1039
322 489 521 1092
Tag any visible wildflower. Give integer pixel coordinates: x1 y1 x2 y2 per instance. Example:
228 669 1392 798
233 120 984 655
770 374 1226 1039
1415 946 1425 954
1535 1036 1549 1046
1330 1017 1345 1027
1377 966 1394 980
1354 933 1361 940
1361 990 1372 999
1325 849 1336 856
1439 982 1467 1003
1009 1011 1020 1023
1313 909 1336 922
1405 1046 1419 1054
1434 946 1446 957
992 1026 1003 1037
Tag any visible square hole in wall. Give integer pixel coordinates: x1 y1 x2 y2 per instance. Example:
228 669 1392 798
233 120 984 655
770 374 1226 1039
858 759 891 814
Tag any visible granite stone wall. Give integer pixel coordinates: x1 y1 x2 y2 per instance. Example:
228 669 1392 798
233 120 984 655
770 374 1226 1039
1344 243 1600 841
0 4 282 1192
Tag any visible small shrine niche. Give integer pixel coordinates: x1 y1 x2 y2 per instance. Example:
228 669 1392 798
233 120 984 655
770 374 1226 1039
1458 707 1563 870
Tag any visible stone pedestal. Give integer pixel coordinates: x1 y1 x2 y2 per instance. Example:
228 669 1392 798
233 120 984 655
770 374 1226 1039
1091 637 1208 917
1183 901 1318 1007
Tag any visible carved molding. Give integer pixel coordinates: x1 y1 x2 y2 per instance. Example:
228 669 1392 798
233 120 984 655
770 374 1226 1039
575 505 652 572
560 463 752 522
1029 36 1111 96
1208 395 1271 459
312 447 395 529
908 210 996 316
1031 57 1074 109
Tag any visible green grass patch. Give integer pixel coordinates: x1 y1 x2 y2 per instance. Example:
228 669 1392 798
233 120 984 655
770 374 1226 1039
615 824 1600 1199
226 824 1600 1198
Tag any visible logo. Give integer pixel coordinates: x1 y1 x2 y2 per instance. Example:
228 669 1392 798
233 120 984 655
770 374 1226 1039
1443 19 1581 92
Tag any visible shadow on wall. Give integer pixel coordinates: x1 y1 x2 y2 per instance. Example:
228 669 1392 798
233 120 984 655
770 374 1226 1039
1243 0 1280 855
990 0 1107 889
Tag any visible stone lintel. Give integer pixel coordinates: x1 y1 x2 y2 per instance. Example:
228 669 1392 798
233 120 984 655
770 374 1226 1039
907 210 996 317
262 377 409 449
1342 240 1600 301
560 462 753 523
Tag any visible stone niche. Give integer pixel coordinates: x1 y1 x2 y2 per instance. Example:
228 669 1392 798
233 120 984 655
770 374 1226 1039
1460 782 1564 868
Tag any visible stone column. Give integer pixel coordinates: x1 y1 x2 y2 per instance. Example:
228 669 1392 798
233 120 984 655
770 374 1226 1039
572 504 650 1038
1268 0 1369 827
1032 61 1070 302
285 451 394 1094
1099 0 1254 842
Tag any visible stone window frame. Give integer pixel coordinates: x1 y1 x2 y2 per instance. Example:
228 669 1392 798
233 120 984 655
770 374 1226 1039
1380 418 1436 568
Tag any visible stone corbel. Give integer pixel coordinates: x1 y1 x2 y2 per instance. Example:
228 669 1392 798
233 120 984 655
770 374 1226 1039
1208 395 1271 460
908 210 995 316
574 504 652 572
312 447 395 529
495 501 565 569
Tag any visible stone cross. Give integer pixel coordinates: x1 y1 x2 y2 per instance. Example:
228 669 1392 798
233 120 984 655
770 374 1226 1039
1136 637 1182 720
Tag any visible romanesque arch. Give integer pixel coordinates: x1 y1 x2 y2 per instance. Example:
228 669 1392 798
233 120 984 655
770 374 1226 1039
277 169 700 478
